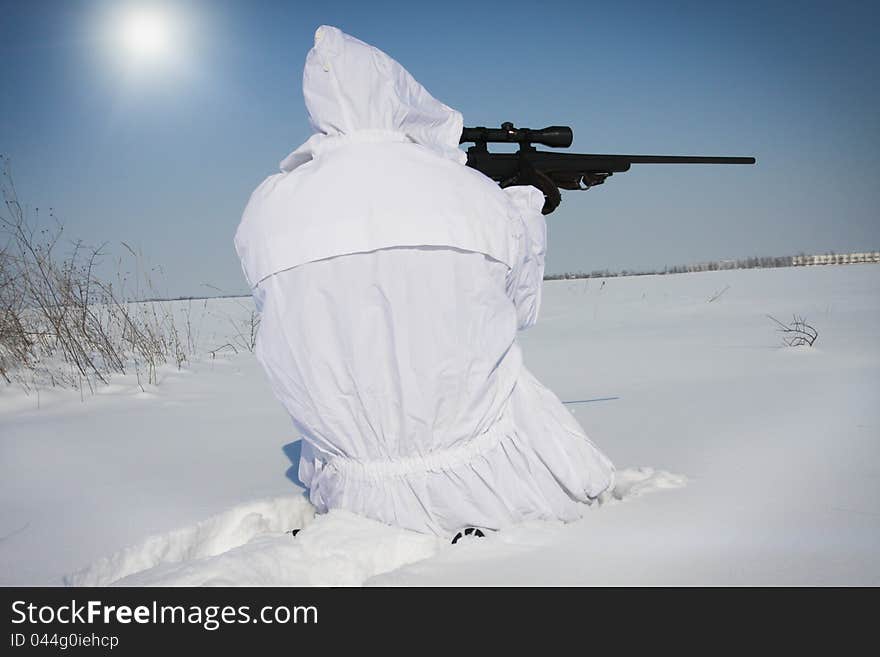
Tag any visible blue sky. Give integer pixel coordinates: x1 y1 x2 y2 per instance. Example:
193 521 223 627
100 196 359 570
1 0 878 296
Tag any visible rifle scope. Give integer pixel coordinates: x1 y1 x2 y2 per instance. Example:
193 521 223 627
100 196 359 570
460 122 573 149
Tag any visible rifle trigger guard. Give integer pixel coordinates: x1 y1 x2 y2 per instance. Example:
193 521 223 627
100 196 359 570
506 151 562 215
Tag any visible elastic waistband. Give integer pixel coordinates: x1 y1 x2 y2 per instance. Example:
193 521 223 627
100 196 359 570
322 412 515 480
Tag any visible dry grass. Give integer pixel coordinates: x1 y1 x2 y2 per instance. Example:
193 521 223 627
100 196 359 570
1 156 196 393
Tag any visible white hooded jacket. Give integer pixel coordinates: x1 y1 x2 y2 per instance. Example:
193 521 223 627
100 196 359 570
235 26 614 536
236 26 519 288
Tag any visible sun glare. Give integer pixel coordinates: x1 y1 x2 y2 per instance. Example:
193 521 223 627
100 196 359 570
109 5 184 70
90 1 209 87
121 9 170 59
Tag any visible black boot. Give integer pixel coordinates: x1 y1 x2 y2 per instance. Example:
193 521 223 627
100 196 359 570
451 527 485 544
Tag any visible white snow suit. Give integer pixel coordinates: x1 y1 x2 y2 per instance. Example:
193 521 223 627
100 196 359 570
234 25 614 536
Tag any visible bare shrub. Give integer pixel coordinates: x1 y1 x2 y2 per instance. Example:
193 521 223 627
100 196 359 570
767 314 819 347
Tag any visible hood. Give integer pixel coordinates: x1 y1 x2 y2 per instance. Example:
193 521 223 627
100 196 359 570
281 26 465 171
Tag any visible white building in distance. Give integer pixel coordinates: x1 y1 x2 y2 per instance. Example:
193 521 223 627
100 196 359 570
792 252 880 266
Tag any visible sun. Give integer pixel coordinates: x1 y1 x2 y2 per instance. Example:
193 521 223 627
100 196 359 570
112 5 181 68
121 9 170 59
89 1 203 87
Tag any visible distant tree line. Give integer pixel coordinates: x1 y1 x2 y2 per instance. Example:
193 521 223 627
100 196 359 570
544 251 878 281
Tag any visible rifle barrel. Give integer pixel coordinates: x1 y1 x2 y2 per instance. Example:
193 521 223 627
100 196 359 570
590 154 755 165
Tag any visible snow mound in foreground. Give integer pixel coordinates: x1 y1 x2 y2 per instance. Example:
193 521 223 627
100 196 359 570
606 467 688 501
65 496 316 586
66 468 684 586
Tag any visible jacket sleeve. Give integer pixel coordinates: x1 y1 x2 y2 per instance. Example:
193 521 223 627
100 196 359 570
503 186 548 330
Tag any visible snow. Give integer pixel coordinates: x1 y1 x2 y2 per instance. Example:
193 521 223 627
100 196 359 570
2 264 878 585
